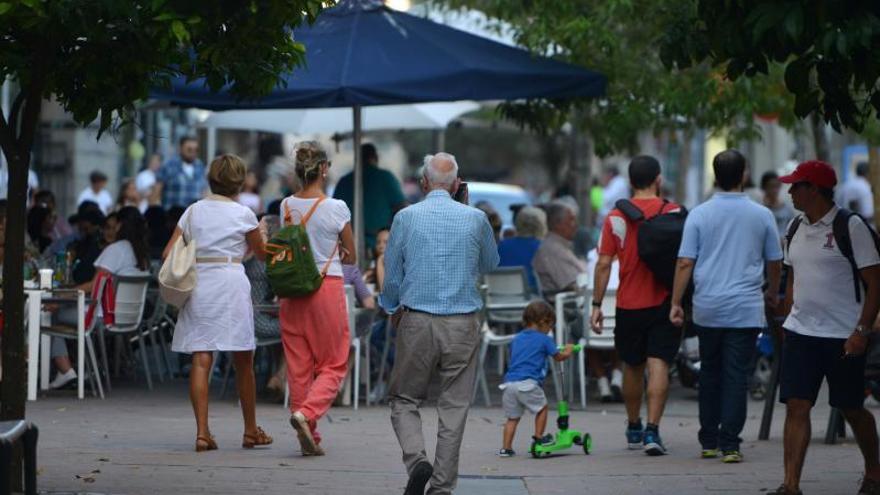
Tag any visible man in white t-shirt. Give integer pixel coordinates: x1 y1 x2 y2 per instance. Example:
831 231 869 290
776 160 880 495
76 170 113 214
835 161 875 223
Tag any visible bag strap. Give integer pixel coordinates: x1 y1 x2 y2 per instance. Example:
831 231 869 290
833 208 865 303
283 196 326 226
320 242 340 278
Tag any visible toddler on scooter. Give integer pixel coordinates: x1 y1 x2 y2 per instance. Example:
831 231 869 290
498 301 574 457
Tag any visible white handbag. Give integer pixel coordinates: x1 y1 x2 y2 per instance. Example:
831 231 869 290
158 210 196 308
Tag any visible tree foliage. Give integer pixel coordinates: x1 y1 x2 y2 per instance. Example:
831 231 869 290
435 0 795 157
0 0 326 427
661 0 880 133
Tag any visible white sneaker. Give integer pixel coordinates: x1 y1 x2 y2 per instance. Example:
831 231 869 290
49 369 76 389
611 368 624 389
598 376 612 402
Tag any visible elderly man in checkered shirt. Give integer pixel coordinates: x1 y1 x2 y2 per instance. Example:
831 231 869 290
380 152 499 495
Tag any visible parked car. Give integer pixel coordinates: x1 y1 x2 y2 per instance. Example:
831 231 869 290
466 182 532 231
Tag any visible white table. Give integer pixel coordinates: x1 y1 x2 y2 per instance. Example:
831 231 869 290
25 289 85 401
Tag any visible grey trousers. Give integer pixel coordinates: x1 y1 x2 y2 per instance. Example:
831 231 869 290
388 310 480 495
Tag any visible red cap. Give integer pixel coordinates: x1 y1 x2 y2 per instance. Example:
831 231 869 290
779 160 837 189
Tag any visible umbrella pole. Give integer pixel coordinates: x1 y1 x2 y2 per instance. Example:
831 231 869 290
353 105 365 269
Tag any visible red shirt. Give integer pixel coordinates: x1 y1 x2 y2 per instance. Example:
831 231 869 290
598 198 679 310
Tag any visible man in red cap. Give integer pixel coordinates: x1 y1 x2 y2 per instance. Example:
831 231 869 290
775 160 880 495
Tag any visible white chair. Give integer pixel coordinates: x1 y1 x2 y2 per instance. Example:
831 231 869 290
345 285 373 410
577 289 617 409
472 323 516 407
103 276 153 391
40 282 108 399
484 267 534 325
553 290 582 403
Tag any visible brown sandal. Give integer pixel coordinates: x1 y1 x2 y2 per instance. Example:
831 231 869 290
242 426 274 449
195 435 218 452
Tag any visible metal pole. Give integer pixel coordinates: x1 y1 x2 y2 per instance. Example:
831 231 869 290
205 126 217 163
353 106 365 268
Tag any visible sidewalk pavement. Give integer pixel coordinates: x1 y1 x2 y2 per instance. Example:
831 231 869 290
27 381 873 495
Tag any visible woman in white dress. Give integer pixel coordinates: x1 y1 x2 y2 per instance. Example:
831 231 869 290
165 155 273 452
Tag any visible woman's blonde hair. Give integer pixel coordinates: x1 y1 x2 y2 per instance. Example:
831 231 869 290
294 141 328 185
208 154 248 197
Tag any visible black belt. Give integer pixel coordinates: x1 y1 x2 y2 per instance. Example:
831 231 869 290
402 306 474 317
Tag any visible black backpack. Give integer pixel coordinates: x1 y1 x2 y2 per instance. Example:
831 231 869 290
615 199 688 290
785 208 880 303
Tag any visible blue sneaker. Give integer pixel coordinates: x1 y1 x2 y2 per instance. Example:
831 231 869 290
643 429 667 456
625 423 644 450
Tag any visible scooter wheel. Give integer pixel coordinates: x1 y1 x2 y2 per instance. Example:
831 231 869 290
582 433 592 455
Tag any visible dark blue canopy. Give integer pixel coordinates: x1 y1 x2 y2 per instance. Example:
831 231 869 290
152 0 606 109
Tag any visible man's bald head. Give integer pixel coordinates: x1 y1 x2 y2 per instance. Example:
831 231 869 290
422 152 460 193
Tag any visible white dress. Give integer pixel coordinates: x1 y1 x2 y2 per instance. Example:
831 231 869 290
171 196 259 353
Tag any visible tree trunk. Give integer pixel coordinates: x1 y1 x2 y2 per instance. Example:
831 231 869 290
811 112 830 162
0 150 29 421
676 130 693 203
869 146 880 231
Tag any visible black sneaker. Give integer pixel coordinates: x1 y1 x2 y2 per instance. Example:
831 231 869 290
497 448 515 457
404 461 433 495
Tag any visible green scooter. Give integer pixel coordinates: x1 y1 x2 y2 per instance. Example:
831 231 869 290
530 344 592 458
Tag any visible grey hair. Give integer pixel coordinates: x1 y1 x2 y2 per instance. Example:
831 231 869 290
422 152 459 188
515 206 547 238
546 200 577 230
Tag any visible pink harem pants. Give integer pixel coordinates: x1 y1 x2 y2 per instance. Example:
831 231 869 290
280 276 350 441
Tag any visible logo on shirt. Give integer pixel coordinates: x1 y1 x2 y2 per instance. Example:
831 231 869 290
823 232 835 250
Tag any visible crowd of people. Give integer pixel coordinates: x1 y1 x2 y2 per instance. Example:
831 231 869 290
12 129 880 495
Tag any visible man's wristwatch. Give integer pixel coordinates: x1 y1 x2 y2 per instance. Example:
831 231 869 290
856 325 873 338
591 300 602 308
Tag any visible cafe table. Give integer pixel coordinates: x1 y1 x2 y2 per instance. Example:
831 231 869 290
24 288 86 401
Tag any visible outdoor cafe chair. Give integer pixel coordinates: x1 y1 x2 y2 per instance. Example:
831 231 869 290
39 280 108 399
102 275 153 391
577 289 617 409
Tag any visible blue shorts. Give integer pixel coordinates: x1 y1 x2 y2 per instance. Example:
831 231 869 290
779 330 866 410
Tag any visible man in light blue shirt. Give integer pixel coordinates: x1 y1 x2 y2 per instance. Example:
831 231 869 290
670 149 782 464
380 152 498 495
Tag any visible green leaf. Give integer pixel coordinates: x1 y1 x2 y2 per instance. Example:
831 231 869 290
171 20 188 43
0 3 12 15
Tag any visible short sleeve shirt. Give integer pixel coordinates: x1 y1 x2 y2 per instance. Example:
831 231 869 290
504 329 559 384
678 193 783 328
332 165 405 249
94 240 150 277
281 196 351 277
783 207 880 338
598 198 678 309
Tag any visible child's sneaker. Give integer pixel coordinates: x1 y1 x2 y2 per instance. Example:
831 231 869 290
534 434 554 446
625 422 644 450
497 448 515 457
643 429 667 456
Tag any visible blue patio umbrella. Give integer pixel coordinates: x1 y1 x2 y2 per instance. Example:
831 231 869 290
152 0 606 262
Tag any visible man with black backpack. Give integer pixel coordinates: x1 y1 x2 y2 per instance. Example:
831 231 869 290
670 149 782 464
773 160 880 495
591 155 683 456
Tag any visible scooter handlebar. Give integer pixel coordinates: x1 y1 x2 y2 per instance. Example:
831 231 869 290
558 344 584 353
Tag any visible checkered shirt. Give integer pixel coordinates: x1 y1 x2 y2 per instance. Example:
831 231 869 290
157 156 207 209
379 190 499 315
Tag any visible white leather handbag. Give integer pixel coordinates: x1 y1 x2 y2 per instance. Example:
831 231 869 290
158 211 196 308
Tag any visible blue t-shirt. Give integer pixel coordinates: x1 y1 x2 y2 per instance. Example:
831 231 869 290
678 192 783 328
497 237 541 290
504 329 559 384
